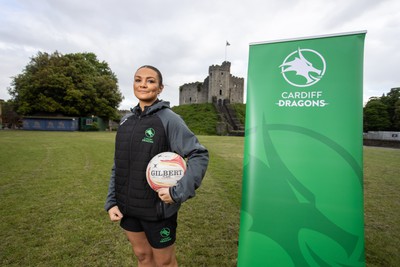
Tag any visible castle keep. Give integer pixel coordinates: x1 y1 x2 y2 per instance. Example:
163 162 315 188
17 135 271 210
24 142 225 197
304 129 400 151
179 61 244 105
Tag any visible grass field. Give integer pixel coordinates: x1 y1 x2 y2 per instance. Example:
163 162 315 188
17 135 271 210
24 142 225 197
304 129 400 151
0 131 399 266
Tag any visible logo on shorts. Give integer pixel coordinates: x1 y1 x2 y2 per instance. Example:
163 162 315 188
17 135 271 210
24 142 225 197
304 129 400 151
142 128 155 143
160 227 172 243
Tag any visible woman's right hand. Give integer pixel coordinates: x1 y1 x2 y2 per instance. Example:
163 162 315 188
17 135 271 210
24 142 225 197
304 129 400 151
108 206 123 221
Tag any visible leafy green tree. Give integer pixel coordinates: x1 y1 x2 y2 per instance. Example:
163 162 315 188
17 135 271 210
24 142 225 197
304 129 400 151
363 98 391 131
0 100 21 129
394 98 400 130
380 87 400 130
8 51 123 121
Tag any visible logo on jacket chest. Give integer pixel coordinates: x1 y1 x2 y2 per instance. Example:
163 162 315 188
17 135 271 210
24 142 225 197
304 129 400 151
142 128 156 143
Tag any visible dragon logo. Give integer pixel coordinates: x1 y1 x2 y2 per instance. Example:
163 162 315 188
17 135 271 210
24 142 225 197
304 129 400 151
280 48 326 87
142 128 156 143
160 228 171 238
145 128 155 138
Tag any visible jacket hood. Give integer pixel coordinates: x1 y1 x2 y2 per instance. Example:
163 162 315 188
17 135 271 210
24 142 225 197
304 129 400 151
130 100 170 116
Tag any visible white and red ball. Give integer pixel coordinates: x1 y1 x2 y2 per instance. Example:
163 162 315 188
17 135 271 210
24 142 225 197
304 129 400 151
146 152 186 191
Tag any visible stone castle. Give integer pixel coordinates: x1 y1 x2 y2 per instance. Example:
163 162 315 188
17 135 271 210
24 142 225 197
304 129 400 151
179 61 244 105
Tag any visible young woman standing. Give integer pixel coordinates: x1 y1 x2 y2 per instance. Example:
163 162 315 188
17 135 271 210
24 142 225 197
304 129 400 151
105 65 209 266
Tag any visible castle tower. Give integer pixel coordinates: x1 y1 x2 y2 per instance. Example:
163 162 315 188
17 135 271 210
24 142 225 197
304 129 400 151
208 61 231 104
179 61 244 105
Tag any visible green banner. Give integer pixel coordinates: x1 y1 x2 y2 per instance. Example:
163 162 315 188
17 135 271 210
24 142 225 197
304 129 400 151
238 32 366 267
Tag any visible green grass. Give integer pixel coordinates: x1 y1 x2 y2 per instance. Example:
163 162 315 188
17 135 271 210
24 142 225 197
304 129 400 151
230 103 246 125
172 103 246 135
0 131 399 266
172 104 220 135
363 147 400 267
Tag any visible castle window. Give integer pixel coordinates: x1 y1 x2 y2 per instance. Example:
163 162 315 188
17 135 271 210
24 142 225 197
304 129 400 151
221 72 223 75
219 90 222 95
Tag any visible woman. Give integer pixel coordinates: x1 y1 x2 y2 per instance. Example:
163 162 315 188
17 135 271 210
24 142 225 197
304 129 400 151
105 65 209 266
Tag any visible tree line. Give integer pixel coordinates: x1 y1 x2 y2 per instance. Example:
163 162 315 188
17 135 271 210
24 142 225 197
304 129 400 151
363 88 400 132
2 51 123 128
1 51 399 132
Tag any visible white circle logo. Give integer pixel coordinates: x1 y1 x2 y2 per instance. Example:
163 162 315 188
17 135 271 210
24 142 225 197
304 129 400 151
279 48 326 87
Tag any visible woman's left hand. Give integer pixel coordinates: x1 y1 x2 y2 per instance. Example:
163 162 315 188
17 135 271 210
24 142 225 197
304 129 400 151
157 188 174 204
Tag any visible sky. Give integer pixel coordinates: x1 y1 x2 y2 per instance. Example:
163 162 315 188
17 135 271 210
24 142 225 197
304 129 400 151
1 0 399 109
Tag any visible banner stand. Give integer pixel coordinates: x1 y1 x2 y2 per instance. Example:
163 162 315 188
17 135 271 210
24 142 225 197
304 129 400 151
238 31 367 267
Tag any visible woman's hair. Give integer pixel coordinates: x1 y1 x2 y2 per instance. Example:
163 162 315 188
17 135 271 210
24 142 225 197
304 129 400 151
137 65 164 87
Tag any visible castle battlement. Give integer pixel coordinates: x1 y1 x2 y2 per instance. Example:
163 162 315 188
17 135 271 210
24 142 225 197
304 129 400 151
180 81 202 90
209 61 231 73
231 76 244 81
179 61 244 105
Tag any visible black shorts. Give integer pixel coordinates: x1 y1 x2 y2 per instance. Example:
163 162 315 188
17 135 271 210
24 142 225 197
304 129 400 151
120 213 178 249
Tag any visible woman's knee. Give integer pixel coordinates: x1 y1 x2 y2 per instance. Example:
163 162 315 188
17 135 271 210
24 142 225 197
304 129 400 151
133 246 154 263
153 245 177 267
125 231 154 263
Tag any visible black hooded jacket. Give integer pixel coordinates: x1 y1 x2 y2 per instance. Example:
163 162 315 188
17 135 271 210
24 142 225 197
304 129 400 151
105 100 209 221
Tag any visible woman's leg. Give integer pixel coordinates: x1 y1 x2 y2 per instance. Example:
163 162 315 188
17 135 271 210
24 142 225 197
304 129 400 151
152 244 178 267
125 230 156 267
125 230 178 267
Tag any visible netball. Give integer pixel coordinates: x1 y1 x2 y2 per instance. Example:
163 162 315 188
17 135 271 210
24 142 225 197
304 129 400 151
146 152 187 191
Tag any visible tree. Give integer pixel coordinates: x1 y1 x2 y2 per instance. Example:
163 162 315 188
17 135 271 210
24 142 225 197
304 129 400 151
380 87 400 130
363 98 391 131
1 100 21 129
8 51 123 121
363 88 400 131
394 98 400 130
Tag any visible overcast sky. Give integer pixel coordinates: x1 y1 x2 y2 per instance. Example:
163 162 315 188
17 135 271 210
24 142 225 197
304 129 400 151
1 0 399 109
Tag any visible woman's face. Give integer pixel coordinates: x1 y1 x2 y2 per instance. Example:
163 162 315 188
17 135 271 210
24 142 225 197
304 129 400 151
133 67 163 108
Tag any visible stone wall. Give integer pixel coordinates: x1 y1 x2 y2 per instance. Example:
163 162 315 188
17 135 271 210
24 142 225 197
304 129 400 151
179 82 208 105
179 61 244 105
